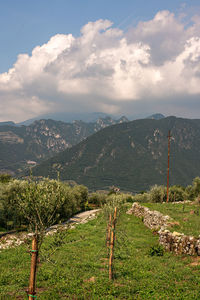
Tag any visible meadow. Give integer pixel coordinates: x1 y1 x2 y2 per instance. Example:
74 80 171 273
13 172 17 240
1 176 200 299
1 208 200 299
143 202 200 237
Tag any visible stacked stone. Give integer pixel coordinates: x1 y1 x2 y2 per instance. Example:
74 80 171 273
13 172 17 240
127 202 171 230
159 230 200 255
127 202 146 218
127 202 200 256
171 200 191 204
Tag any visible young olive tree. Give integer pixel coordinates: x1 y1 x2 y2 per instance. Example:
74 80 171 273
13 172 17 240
149 185 166 203
7 179 67 237
103 191 127 280
5 178 70 299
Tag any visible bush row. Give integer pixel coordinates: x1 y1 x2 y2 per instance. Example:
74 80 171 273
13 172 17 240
132 177 200 203
0 178 88 231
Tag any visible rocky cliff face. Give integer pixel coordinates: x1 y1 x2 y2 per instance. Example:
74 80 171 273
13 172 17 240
0 132 24 144
0 116 128 175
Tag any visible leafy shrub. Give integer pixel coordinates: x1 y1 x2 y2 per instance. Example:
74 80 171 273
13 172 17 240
185 185 194 200
0 179 88 231
103 193 128 218
58 184 88 219
149 244 164 256
183 177 200 201
139 185 186 203
88 192 107 207
149 185 166 203
132 192 151 203
88 191 134 207
192 177 200 198
132 184 190 203
169 185 185 202
0 174 12 183
71 185 88 211
122 193 134 203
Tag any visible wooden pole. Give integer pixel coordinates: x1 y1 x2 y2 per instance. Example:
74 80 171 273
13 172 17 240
28 235 38 300
166 130 171 203
109 207 117 280
106 214 112 256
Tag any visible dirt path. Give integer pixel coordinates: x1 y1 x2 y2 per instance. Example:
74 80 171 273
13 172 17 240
46 209 101 234
68 209 101 224
0 209 101 250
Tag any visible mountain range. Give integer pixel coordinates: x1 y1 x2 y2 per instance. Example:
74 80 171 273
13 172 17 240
16 112 113 126
32 116 200 192
0 116 128 175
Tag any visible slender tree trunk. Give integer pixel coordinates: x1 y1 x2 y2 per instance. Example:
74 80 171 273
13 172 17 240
109 207 117 280
28 235 38 300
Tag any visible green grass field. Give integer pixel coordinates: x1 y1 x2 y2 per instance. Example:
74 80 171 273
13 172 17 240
1 209 200 299
143 202 200 237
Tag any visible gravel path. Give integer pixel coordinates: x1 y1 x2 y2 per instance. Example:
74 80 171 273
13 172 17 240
67 209 101 224
0 209 101 250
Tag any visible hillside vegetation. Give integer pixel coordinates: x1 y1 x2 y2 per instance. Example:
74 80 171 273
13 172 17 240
33 116 200 192
0 116 128 175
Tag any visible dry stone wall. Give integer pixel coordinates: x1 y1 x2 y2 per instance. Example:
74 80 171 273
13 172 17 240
127 202 172 230
127 202 200 256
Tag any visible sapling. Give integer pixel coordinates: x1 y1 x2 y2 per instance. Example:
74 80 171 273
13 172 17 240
103 191 126 280
195 195 200 216
9 177 67 299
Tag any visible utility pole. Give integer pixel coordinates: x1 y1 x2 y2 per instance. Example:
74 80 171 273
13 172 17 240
166 130 171 203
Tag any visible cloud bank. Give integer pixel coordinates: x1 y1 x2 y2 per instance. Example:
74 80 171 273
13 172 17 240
1 11 200 122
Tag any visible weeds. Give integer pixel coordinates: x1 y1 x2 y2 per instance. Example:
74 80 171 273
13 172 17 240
148 244 164 256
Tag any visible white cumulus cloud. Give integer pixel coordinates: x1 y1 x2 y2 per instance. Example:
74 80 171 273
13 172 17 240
0 11 200 122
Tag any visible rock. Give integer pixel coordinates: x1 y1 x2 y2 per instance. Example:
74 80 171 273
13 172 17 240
128 202 200 256
172 231 183 236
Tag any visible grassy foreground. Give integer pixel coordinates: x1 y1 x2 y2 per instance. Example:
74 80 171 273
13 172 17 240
143 202 200 237
1 209 200 299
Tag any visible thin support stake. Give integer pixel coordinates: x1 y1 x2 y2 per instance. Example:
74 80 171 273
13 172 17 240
28 235 38 300
109 207 117 280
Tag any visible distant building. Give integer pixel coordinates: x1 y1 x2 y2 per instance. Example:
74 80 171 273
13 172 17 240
27 160 37 165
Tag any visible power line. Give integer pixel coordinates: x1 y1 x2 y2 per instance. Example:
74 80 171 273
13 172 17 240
166 130 172 203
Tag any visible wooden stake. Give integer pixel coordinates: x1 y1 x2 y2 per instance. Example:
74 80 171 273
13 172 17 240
28 235 38 300
106 214 112 255
109 207 117 280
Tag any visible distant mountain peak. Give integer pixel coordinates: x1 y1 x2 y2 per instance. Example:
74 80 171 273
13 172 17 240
118 116 129 123
0 121 16 127
146 113 165 120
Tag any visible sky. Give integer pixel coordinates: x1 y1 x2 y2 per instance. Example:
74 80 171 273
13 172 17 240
0 0 200 122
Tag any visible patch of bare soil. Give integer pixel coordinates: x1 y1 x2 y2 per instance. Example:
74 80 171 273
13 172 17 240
167 221 180 227
189 256 200 266
84 276 96 283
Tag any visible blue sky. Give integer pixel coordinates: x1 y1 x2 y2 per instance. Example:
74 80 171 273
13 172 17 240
0 0 200 121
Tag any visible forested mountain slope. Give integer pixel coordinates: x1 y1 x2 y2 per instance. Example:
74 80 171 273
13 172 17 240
32 116 200 192
0 116 128 175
